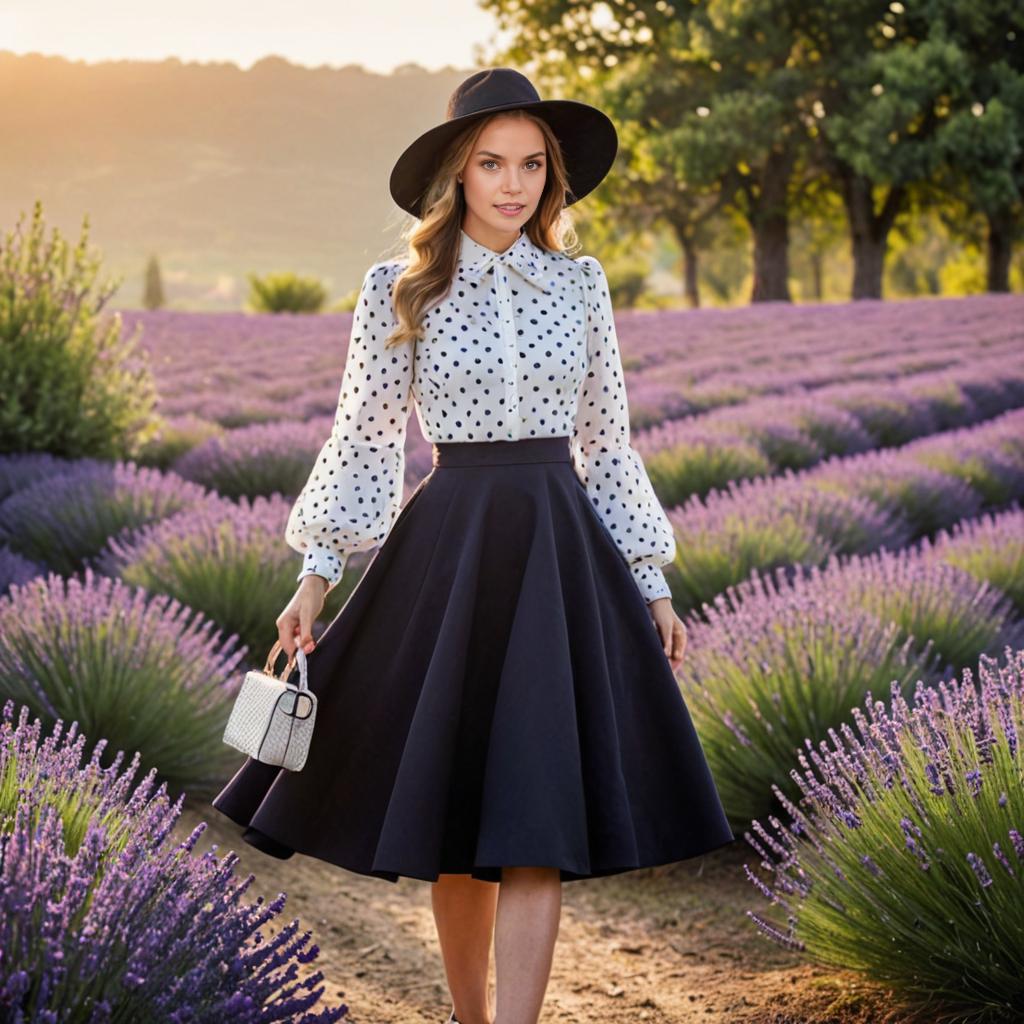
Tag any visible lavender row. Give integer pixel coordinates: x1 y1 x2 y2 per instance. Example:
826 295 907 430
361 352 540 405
677 503 1024 826
663 406 1024 613
634 353 1024 502
124 353 1024 527
2 411 1019 669
119 292 1023 429
0 454 365 667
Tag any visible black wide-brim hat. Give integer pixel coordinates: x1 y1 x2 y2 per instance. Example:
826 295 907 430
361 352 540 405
389 67 618 220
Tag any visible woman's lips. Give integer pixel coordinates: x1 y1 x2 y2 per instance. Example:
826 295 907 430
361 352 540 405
495 203 525 217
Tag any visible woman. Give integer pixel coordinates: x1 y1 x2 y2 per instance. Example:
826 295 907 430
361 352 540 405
212 67 734 1024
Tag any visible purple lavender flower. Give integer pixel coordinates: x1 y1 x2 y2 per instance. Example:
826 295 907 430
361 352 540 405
966 851 993 888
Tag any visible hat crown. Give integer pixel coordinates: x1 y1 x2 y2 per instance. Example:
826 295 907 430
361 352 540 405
445 68 542 121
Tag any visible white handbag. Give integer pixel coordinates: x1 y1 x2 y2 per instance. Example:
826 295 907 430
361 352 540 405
222 639 318 772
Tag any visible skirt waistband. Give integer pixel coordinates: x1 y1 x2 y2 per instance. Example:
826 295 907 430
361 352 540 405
431 435 572 468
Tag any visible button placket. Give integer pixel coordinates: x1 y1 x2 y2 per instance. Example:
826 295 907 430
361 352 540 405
494 259 520 439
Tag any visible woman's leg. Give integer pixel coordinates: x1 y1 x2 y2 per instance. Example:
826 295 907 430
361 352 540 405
494 867 562 1024
432 873 499 1024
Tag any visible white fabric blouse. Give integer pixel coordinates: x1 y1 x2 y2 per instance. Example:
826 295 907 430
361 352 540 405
285 226 676 603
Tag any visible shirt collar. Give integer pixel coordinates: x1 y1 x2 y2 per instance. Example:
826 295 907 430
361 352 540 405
457 227 553 295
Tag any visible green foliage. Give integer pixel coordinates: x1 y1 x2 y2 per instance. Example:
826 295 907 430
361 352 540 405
329 283 361 313
0 200 160 459
247 270 327 313
645 439 772 505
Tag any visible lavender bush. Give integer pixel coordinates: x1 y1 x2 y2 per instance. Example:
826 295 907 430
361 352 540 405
0 569 247 798
922 504 1024 615
907 426 1024 508
171 415 336 499
830 387 940 446
136 413 226 472
0 453 94 503
816 548 1024 676
0 698 347 1022
809 451 984 536
680 594 937 826
639 424 773 505
744 646 1024 1023
0 546 43 595
97 492 356 663
664 473 900 612
0 460 211 576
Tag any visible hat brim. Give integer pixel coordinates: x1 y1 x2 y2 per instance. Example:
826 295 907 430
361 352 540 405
388 99 618 219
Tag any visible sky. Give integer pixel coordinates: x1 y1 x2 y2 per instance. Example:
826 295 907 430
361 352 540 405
0 0 506 74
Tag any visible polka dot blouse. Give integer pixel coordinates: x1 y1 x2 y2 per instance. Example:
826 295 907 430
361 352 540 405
285 226 676 604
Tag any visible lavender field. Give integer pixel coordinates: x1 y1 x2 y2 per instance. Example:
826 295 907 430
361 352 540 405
2 291 1023 1022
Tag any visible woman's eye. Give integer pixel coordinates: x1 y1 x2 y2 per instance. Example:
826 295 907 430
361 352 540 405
481 160 544 170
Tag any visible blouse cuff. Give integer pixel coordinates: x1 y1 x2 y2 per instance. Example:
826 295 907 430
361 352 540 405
631 561 672 604
296 545 346 590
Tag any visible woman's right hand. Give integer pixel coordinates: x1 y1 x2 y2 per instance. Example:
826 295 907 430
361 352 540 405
277 575 330 658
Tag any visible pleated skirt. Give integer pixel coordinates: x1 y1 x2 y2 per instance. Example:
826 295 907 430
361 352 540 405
211 435 735 883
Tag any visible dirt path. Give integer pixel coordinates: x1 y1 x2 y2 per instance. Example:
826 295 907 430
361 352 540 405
179 799 921 1023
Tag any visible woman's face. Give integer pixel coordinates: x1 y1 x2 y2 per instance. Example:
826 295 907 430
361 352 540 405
459 114 547 246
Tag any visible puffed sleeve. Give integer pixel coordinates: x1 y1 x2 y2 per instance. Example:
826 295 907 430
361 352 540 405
571 256 676 604
285 260 414 591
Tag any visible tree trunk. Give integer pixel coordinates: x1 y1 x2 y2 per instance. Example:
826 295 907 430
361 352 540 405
850 236 886 299
682 237 700 308
810 249 824 301
986 208 1013 293
669 219 701 308
750 149 792 303
839 170 905 300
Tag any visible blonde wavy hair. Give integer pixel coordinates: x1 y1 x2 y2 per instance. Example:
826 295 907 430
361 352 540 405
383 109 581 350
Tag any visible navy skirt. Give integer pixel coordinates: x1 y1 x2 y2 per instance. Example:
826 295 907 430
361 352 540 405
210 435 735 883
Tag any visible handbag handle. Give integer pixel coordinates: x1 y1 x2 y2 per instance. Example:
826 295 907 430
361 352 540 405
263 639 310 691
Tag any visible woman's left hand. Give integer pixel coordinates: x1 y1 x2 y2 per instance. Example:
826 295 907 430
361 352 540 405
648 597 687 672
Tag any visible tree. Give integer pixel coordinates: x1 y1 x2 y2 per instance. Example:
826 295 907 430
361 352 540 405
930 4 1024 292
143 253 166 310
482 0 809 303
481 0 1023 303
